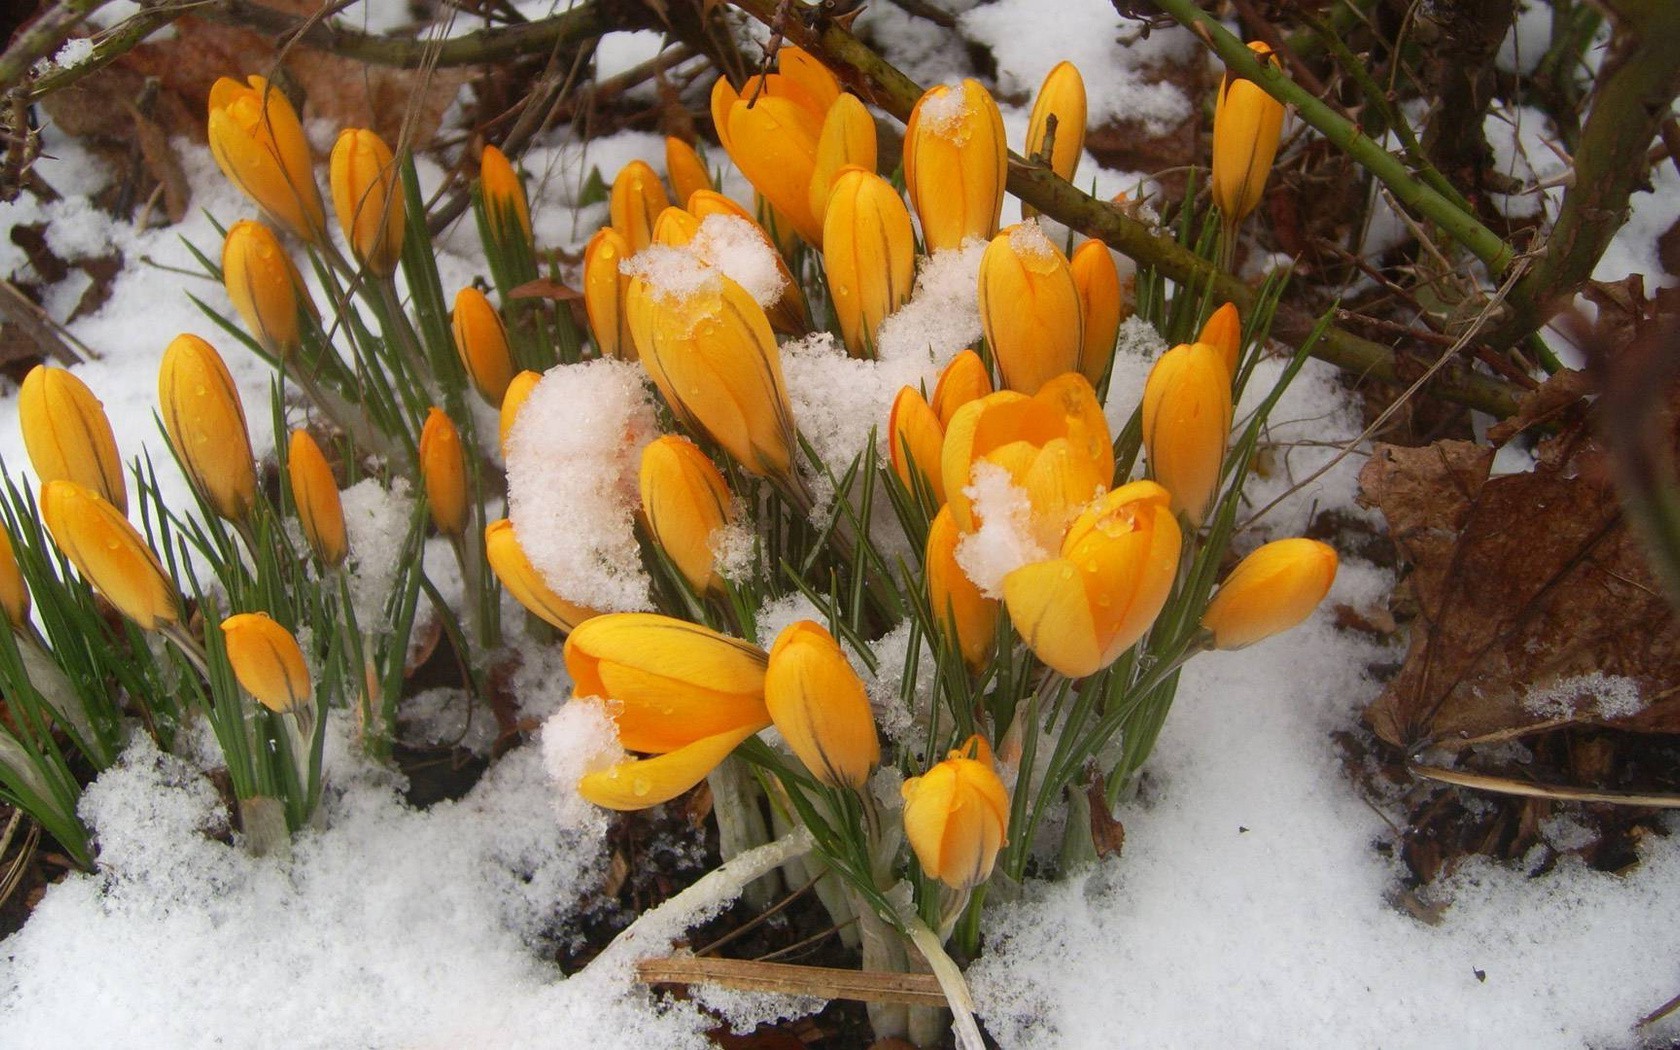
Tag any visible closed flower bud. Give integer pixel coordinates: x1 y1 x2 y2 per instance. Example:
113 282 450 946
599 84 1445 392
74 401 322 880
926 506 998 669
823 168 913 358
942 372 1113 546
499 370 542 455
664 137 713 208
329 128 405 276
888 386 945 505
610 159 670 255
1199 302 1242 379
207 75 325 242
287 429 347 568
808 94 877 227
0 529 29 630
901 734 1009 889
1212 41 1285 225
1202 538 1338 649
625 269 798 480
565 612 770 754
639 435 732 595
158 334 256 523
710 47 839 247
40 481 176 630
1024 60 1087 194
1069 240 1121 387
904 79 1007 252
652 205 700 247
1002 481 1181 678
451 287 516 406
221 612 311 714
418 408 468 538
688 191 809 335
1141 342 1233 526
485 518 600 633
979 223 1083 395
222 219 315 357
765 620 880 788
583 227 635 360
930 350 993 427
19 365 126 514
478 144 531 241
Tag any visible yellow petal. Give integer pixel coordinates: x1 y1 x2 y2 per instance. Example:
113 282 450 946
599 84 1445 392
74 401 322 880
418 407 468 537
925 506 999 669
1141 343 1232 525
822 167 913 358
931 350 993 428
1002 556 1104 678
158 334 256 523
610 160 670 255
888 386 946 505
40 481 176 630
451 287 515 406
1069 240 1121 387
1202 537 1338 649
664 137 714 208
1024 60 1087 190
904 80 1006 252
764 620 879 788
329 128 404 275
19 365 126 514
808 94 878 226
640 434 732 595
484 518 599 633
1198 302 1242 380
979 224 1083 395
221 612 311 713
579 724 760 811
288 429 348 568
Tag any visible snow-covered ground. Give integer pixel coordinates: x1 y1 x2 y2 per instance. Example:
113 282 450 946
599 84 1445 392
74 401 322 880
4 1 1680 1046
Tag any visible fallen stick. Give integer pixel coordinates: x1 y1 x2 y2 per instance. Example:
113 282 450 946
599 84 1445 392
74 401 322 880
636 955 948 1008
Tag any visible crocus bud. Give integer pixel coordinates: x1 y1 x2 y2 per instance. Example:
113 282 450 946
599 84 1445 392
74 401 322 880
207 75 325 242
652 206 700 247
942 372 1113 543
1002 481 1181 678
765 620 880 788
979 223 1083 395
888 386 945 505
0 529 29 630
1069 240 1121 387
688 191 809 335
565 612 770 754
418 408 468 538
1141 342 1233 526
287 429 347 568
1202 538 1338 649
1212 41 1285 226
639 435 732 595
478 144 531 241
625 269 798 480
583 227 634 360
221 612 311 714
1199 302 1242 379
926 506 998 669
808 94 877 226
329 128 404 276
484 518 599 633
19 365 126 514
709 47 839 246
451 287 516 406
665 137 713 207
904 79 1007 252
901 734 1009 889
158 334 256 523
609 159 670 255
222 219 315 357
823 168 913 358
499 370 542 455
931 350 993 427
40 481 176 630
1024 60 1087 187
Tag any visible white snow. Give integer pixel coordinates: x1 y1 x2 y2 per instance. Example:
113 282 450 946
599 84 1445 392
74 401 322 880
954 462 1054 598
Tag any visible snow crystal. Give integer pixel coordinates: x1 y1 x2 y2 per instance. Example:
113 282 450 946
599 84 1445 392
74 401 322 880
914 82 974 137
1497 1 1553 75
39 36 94 73
711 516 758 583
540 697 623 832
340 476 416 627
1522 672 1647 722
863 620 934 753
688 214 786 309
689 981 827 1034
1006 219 1057 262
754 592 823 648
955 462 1055 598
504 357 658 612
620 242 721 305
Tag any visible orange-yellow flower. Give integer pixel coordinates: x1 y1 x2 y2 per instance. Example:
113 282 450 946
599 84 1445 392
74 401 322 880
40 481 176 630
499 370 542 455
0 528 29 630
451 287 516 406
901 735 1009 889
925 506 998 670
1141 342 1233 526
1202 538 1338 649
941 373 1113 548
665 137 713 207
888 386 945 505
687 191 809 335
930 350 993 427
207 75 325 242
903 79 1007 252
823 168 913 359
583 227 634 360
478 144 532 241
639 435 732 595
287 429 347 568
709 47 839 246
610 159 670 255
1070 240 1122 387
1212 41 1285 225
807 93 877 227
418 408 468 538
1002 481 1181 678
222 219 315 357
158 334 256 524
652 206 700 247
764 620 879 789
18 365 126 515
329 128 405 276
221 612 311 714
1199 302 1242 379
1024 60 1087 185
979 223 1083 395
485 518 600 633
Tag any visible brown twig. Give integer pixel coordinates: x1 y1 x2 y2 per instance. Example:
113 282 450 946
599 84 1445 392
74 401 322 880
636 955 948 1007
1408 762 1680 809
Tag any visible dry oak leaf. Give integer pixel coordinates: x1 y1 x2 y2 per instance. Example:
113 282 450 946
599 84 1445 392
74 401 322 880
1360 434 1680 750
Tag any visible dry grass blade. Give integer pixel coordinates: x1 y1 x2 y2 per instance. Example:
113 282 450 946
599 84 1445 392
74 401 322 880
0 808 40 913
636 955 948 1007
1407 762 1680 809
